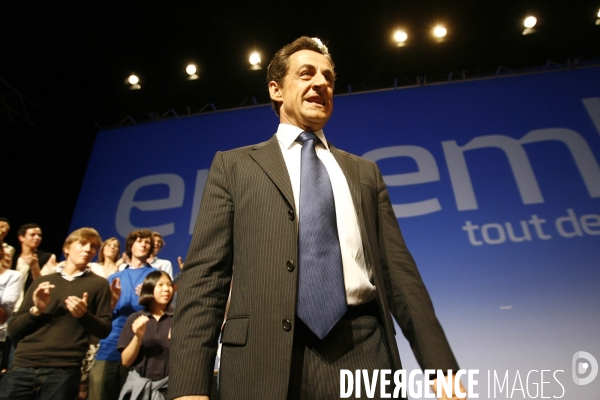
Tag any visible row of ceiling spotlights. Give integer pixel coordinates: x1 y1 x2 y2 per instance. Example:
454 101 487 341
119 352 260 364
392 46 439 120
126 52 262 89
126 11 600 89
392 12 600 45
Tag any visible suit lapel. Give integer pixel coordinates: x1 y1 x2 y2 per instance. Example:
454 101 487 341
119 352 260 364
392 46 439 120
332 144 376 267
249 134 295 208
331 144 362 217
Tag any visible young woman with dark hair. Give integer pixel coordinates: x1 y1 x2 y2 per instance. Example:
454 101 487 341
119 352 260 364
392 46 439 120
117 270 173 399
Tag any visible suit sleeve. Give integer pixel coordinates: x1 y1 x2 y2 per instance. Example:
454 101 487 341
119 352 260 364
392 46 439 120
168 152 234 398
373 162 460 372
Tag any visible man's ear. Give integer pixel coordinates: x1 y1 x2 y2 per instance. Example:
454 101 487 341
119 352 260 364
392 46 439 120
269 81 283 102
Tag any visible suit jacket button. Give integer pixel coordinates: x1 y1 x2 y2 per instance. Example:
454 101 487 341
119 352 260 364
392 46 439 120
288 209 295 220
282 319 292 331
286 261 295 272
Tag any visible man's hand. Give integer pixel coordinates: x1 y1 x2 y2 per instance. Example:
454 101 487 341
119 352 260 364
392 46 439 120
177 256 185 270
432 374 468 399
132 315 150 339
32 281 55 314
24 253 41 278
65 292 88 318
135 283 142 296
22 253 39 268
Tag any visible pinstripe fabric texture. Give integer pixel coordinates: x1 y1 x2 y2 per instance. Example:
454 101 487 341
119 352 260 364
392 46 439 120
288 315 395 400
168 135 459 400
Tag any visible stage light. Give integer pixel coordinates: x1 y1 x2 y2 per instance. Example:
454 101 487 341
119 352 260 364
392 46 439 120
524 16 537 28
249 52 261 66
596 8 600 25
186 64 197 75
393 30 408 47
186 63 199 80
522 15 537 35
249 51 262 70
126 73 141 90
433 25 447 38
127 74 139 85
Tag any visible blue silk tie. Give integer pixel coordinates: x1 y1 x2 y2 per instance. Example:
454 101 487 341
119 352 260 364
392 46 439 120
296 132 347 340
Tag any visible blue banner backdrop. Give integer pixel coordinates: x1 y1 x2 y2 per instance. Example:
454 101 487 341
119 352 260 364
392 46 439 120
71 66 600 398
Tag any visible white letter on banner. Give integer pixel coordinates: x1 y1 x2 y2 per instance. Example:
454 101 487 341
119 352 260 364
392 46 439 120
520 128 600 198
116 174 185 237
362 145 441 218
582 97 600 137
442 135 543 211
442 128 600 211
340 370 353 398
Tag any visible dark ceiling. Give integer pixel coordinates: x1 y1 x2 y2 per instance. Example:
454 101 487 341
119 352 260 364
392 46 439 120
2 1 600 254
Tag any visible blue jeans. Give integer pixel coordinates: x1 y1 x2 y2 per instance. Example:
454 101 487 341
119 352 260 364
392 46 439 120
0 366 80 400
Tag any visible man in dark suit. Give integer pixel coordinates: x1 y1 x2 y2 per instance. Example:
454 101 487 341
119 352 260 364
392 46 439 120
169 37 465 400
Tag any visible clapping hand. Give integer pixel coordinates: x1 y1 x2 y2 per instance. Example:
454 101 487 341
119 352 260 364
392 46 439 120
32 281 55 314
132 315 150 339
65 292 88 319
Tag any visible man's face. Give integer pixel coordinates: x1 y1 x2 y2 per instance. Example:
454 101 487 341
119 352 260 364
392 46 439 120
65 239 98 268
153 237 163 256
19 228 42 250
0 221 9 241
131 237 152 260
269 49 334 132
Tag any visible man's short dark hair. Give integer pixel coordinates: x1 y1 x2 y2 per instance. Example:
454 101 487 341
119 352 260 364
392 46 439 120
17 223 41 237
124 229 154 258
139 270 173 308
266 36 335 116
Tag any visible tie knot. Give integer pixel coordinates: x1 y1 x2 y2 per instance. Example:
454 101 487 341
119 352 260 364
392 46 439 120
296 132 321 146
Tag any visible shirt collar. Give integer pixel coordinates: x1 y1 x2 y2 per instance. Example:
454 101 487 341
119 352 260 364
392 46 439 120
141 307 174 317
123 262 151 270
276 124 329 151
55 263 90 281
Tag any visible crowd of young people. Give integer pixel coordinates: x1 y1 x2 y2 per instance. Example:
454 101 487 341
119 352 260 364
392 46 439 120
0 218 180 400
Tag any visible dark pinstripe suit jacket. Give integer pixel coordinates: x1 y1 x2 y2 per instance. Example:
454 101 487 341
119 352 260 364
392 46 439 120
169 134 459 399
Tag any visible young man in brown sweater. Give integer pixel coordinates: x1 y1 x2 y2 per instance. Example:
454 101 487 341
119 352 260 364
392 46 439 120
0 227 112 400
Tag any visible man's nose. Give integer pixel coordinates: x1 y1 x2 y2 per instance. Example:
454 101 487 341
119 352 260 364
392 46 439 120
311 71 328 88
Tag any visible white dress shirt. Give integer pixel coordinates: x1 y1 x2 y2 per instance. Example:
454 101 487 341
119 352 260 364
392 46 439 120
276 124 376 305
0 268 23 341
